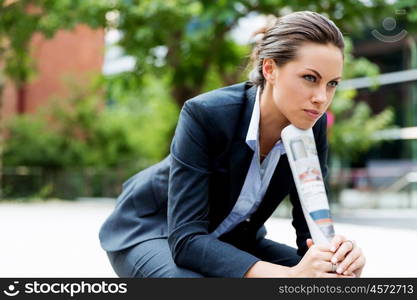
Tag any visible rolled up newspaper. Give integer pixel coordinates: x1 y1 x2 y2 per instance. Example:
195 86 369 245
281 124 335 246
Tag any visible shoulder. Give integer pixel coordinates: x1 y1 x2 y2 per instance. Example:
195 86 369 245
180 82 254 141
183 82 249 117
171 82 254 165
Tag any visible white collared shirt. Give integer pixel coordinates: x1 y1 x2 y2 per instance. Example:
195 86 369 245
211 88 286 238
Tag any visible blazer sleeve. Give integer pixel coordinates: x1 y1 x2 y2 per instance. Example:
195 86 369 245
289 114 329 256
167 100 260 277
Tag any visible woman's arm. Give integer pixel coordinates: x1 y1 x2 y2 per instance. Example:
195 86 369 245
245 241 356 278
244 261 292 277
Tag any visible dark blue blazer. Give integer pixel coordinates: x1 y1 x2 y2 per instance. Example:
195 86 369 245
99 82 328 277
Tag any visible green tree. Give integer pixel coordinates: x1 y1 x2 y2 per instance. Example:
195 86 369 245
107 0 404 162
110 0 399 107
0 0 112 197
330 39 394 163
2 0 416 198
2 74 178 198
3 74 178 170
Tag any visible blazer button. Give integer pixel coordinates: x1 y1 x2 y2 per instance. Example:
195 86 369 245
245 218 251 222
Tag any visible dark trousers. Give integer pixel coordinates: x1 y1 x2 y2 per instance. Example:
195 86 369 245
107 237 301 278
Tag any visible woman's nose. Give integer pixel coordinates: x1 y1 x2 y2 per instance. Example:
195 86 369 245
312 87 327 104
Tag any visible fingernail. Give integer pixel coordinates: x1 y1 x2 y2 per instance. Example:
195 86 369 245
337 268 343 274
331 257 337 263
330 246 336 252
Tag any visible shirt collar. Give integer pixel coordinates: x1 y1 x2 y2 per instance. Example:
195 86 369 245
245 87 285 154
245 87 260 151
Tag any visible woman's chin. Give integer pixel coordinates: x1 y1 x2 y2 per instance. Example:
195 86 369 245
289 120 315 130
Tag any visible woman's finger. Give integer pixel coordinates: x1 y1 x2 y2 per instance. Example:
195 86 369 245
322 272 355 278
344 251 366 275
310 261 355 278
335 246 360 274
331 240 355 264
310 243 332 252
330 234 346 252
323 261 337 273
307 246 334 263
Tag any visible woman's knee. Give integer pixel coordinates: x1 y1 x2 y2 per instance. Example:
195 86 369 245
164 266 204 278
107 239 204 278
134 262 203 278
106 250 133 277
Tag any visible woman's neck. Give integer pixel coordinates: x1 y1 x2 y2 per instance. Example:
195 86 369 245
258 86 289 158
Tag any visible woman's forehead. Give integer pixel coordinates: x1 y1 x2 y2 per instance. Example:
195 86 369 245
285 43 344 77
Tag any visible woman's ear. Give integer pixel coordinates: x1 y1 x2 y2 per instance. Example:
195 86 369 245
262 58 278 85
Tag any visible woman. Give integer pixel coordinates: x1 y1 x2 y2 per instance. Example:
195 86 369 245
99 11 366 278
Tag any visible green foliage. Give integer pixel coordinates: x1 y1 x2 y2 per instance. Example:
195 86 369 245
0 0 110 85
3 115 65 167
396 0 417 24
330 100 394 161
2 0 413 172
109 0 399 106
3 74 178 171
342 39 380 90
329 38 394 162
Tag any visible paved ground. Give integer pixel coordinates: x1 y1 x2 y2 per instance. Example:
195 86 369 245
0 200 416 277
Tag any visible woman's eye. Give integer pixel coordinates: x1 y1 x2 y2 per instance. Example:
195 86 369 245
303 75 316 82
328 81 339 87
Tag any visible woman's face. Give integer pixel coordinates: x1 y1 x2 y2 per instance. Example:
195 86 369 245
267 42 344 130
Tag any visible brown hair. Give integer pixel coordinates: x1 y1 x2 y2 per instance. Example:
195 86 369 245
248 11 344 89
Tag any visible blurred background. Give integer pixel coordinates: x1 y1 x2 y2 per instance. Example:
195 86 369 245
0 0 416 277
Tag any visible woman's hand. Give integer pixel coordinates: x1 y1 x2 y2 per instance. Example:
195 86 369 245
289 239 355 278
328 235 366 277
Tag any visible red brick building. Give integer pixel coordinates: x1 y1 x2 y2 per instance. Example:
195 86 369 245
1 24 104 120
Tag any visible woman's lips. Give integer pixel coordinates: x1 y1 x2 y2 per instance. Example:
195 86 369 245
304 109 321 119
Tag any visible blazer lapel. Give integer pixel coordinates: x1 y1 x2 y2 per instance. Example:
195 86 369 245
228 84 257 205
